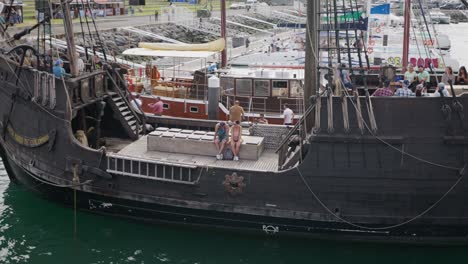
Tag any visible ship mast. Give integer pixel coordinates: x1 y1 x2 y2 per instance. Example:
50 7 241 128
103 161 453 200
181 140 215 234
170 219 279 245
220 0 227 68
304 0 319 107
61 0 78 76
402 0 411 69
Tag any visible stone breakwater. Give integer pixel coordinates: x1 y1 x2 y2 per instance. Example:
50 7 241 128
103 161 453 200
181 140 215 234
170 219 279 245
59 23 218 63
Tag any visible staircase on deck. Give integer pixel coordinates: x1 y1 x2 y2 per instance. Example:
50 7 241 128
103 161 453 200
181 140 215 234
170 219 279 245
106 71 145 140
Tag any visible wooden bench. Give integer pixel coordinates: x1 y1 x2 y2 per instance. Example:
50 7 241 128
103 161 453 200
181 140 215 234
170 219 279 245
147 128 264 160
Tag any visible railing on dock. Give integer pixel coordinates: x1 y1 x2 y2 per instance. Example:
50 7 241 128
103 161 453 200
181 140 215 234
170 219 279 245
106 153 200 185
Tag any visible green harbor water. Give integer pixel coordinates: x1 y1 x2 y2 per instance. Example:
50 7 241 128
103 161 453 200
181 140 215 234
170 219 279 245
0 163 467 264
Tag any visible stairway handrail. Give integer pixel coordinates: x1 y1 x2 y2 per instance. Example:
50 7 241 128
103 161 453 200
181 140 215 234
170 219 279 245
105 70 146 132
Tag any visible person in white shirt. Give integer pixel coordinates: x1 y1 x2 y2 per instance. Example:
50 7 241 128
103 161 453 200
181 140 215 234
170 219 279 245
283 103 294 126
432 82 451 97
76 53 85 75
130 94 143 114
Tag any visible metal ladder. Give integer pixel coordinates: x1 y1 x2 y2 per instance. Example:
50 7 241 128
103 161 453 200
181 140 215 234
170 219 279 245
107 154 200 185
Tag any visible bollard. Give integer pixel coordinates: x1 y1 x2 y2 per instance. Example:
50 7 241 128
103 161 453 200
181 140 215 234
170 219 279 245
208 75 220 120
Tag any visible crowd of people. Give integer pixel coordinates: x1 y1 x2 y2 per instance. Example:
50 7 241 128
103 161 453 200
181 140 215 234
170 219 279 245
371 64 468 98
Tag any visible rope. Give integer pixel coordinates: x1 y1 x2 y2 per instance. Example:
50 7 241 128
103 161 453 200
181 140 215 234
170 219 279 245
341 94 350 133
314 96 321 133
327 91 334 134
296 165 466 230
354 92 365 134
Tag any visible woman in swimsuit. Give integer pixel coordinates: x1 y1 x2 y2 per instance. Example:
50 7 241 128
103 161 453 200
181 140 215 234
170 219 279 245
230 121 243 161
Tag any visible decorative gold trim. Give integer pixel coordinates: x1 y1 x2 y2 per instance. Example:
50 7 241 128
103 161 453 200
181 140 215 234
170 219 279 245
7 125 49 148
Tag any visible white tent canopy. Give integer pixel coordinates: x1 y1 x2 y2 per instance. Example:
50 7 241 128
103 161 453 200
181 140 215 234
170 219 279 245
122 48 216 59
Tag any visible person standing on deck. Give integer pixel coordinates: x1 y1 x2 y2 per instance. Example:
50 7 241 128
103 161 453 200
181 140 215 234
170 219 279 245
214 122 229 160
229 100 245 123
53 59 70 78
148 97 164 116
230 120 243 161
283 103 294 126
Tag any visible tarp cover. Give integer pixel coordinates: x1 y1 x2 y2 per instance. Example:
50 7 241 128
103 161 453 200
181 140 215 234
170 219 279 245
138 38 225 52
122 48 216 58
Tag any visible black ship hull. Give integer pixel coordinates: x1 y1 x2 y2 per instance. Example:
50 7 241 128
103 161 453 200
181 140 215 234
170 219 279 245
2 142 468 245
1 52 468 245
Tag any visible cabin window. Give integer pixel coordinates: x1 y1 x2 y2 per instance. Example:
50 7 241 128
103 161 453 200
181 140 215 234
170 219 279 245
163 103 169 109
235 79 252 96
272 80 288 97
254 80 270 97
190 106 198 113
221 77 235 95
290 80 304 98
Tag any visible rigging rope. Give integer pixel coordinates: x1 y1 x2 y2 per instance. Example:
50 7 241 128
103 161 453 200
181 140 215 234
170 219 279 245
296 164 466 230
306 7 464 171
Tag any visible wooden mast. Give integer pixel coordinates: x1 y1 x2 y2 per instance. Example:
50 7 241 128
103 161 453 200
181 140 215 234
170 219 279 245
61 0 78 76
220 0 227 68
402 0 411 70
304 0 319 107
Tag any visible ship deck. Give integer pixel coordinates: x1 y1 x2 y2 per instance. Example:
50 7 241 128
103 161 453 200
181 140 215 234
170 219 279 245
114 136 280 172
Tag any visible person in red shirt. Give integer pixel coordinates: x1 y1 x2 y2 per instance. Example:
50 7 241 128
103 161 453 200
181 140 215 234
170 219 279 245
148 97 164 116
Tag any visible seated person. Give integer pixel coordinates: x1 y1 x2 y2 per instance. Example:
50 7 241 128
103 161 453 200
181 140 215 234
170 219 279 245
255 113 268 124
417 65 431 89
394 80 415 97
442 66 455 85
404 63 418 90
340 63 353 91
415 84 430 97
230 120 243 161
372 80 394 96
457 66 468 85
52 59 70 78
214 122 229 160
432 82 451 97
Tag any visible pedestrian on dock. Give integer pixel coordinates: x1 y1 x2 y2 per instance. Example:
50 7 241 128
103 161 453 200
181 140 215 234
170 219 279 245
154 10 159 21
148 97 164 116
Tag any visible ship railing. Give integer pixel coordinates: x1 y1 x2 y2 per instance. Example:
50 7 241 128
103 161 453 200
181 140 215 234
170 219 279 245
110 68 146 135
107 153 200 185
222 95 305 117
65 70 107 108
148 80 208 102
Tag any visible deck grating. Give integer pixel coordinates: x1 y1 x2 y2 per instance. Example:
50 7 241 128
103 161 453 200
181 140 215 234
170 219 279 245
116 136 279 172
